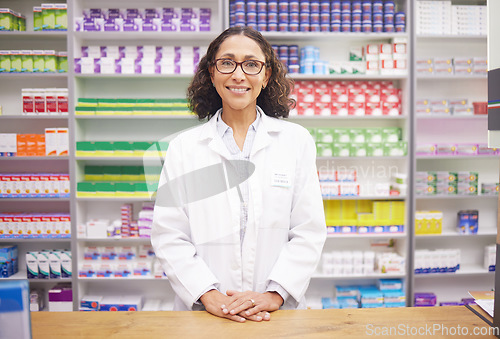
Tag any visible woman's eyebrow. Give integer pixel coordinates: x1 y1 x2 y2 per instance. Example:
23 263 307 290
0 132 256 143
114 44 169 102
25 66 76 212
219 53 260 59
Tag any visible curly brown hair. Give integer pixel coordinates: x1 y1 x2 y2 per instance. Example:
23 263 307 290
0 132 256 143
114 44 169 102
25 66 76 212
187 26 295 120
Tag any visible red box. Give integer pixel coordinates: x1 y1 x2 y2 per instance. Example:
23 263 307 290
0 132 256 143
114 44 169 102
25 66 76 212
314 85 331 103
365 102 383 116
297 102 315 116
382 102 401 116
331 87 348 103
348 87 365 103
365 88 381 103
381 88 401 103
297 81 315 103
315 102 332 116
348 102 365 116
331 102 348 116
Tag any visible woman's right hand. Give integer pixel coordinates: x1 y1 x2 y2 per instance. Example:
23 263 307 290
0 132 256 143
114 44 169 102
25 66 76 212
200 290 270 323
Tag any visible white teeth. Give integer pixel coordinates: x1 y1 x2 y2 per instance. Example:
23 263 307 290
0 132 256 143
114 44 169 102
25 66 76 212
229 87 248 93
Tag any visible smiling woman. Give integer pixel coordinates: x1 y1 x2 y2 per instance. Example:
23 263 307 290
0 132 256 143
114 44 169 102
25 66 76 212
151 26 326 324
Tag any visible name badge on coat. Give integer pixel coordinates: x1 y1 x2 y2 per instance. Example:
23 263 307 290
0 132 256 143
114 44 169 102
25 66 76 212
271 171 291 188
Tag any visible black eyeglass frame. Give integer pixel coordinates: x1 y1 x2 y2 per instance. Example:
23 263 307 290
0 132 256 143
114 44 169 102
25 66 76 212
214 58 267 75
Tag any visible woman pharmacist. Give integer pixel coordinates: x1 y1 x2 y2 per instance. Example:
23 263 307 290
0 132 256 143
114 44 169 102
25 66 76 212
151 27 326 323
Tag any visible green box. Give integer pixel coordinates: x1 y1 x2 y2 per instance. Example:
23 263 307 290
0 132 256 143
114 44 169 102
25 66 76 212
113 141 133 153
76 141 96 152
332 143 350 157
0 51 10 72
350 143 367 157
121 166 142 181
381 128 402 143
0 9 14 31
43 50 57 72
315 128 333 143
316 143 333 157
349 128 366 144
97 98 117 107
75 106 96 115
94 141 114 154
84 166 104 181
41 4 55 30
77 182 97 193
57 52 67 72
364 128 382 143
154 98 189 107
116 99 137 107
77 98 98 107
115 182 135 194
136 99 156 107
33 7 43 31
332 128 350 143
54 4 67 30
102 167 122 181
366 143 384 156
32 50 45 72
20 51 33 72
9 51 21 72
95 182 116 194
383 141 407 156
18 14 25 31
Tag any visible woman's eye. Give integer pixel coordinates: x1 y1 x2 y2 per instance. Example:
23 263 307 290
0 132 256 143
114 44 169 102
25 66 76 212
221 60 234 66
246 61 259 68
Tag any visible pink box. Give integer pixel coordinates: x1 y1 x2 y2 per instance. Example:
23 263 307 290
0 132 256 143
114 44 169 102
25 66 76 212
366 102 383 116
381 88 401 103
348 102 365 116
331 87 348 103
348 87 365 103
297 102 315 116
315 102 331 116
382 102 401 116
365 88 381 103
331 102 348 116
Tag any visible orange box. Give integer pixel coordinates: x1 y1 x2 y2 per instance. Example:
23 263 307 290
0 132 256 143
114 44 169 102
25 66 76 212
26 134 38 157
36 134 46 156
16 134 27 157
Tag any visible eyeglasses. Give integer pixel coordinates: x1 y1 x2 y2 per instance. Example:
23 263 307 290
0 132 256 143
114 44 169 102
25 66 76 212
214 58 267 75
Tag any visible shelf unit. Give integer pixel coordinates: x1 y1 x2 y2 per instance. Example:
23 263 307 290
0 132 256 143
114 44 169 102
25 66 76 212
411 0 494 306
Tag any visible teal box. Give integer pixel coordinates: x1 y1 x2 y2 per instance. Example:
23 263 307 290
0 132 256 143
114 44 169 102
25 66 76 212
0 51 11 72
20 51 33 72
9 51 21 72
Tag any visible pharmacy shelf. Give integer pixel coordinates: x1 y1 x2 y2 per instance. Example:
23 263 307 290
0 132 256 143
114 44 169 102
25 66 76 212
4 270 72 282
0 238 71 243
416 34 486 40
415 230 497 239
416 155 498 160
312 272 406 280
290 74 408 81
317 156 408 161
75 115 195 119
415 195 497 200
77 237 151 243
0 156 70 161
0 198 71 202
76 197 154 202
0 115 69 120
415 115 487 120
0 73 68 79
74 73 194 79
78 277 168 281
414 265 493 278
74 31 219 42
323 195 407 200
327 232 406 239
261 32 409 41
416 74 487 80
289 115 407 120
0 31 67 40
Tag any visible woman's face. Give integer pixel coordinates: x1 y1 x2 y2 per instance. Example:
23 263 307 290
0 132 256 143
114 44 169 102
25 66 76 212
210 35 271 114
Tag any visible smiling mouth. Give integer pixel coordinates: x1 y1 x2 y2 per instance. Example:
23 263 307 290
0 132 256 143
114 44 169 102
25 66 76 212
227 87 250 93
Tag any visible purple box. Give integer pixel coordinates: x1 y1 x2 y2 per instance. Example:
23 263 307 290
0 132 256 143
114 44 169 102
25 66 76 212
83 8 103 19
414 292 437 307
145 8 160 19
107 8 122 19
123 18 141 31
161 19 178 31
163 8 180 19
143 19 160 31
48 284 72 302
74 58 81 73
439 302 464 306
181 8 197 19
104 18 122 31
83 18 102 31
126 8 141 19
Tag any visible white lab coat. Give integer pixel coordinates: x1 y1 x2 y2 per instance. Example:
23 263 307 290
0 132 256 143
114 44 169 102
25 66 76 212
151 108 326 311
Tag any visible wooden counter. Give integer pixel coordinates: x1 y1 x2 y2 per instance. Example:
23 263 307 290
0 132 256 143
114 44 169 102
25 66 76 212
32 306 498 338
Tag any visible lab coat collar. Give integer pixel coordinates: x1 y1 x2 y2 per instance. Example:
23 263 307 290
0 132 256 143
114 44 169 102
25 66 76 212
198 106 284 158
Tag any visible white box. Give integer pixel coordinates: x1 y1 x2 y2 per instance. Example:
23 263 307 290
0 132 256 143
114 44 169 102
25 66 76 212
86 219 109 239
44 128 58 156
0 134 17 154
57 128 68 156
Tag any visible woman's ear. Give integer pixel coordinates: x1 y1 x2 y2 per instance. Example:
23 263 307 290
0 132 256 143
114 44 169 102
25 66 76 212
263 67 271 88
209 65 215 83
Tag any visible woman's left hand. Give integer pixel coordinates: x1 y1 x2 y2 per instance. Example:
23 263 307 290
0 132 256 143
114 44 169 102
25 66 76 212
223 290 283 318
